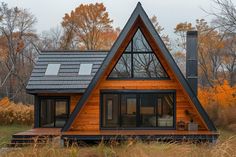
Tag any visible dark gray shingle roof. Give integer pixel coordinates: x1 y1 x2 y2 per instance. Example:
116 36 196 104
26 51 108 93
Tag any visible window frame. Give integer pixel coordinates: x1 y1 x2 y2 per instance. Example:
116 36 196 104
100 90 176 130
38 96 70 128
107 28 170 80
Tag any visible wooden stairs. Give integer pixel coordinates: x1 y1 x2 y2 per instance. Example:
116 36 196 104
8 134 60 147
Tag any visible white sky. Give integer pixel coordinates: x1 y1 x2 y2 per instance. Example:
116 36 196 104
3 0 221 38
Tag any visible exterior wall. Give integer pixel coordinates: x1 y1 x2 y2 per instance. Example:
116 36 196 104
69 18 209 132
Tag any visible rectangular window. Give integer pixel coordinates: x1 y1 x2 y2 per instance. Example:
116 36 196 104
107 100 113 120
121 95 137 127
101 91 175 129
102 94 119 128
140 94 156 127
40 97 69 128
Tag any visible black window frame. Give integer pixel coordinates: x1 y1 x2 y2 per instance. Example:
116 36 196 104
38 96 70 128
100 90 176 130
107 28 170 80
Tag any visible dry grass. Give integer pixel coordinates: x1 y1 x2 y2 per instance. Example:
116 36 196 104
0 97 33 125
1 130 235 157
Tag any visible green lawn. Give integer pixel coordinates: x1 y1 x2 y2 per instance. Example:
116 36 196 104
0 124 32 147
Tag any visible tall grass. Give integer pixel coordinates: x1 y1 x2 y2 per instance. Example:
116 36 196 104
1 135 236 157
1 129 236 157
0 97 33 125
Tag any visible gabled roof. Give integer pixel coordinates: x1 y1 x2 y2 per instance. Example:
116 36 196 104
62 2 216 131
26 51 107 94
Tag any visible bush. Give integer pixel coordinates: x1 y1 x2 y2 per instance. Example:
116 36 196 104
0 97 34 125
199 81 236 130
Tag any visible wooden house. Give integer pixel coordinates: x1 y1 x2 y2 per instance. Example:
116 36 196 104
21 2 218 144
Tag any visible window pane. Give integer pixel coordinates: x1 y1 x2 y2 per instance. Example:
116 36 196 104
107 100 113 120
125 42 132 52
133 53 168 78
157 94 174 127
40 98 69 128
102 94 119 128
121 95 136 127
140 94 156 127
40 99 55 127
55 100 68 127
133 29 151 52
109 53 131 78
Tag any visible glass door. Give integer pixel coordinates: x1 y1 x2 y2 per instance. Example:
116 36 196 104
40 98 69 128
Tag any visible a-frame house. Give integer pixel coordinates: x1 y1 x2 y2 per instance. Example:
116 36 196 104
22 2 218 143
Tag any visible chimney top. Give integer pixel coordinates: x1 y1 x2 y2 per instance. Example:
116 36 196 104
187 31 198 36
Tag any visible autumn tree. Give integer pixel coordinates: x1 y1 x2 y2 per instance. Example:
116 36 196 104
61 3 119 50
150 16 172 51
174 19 225 87
174 22 194 51
39 26 63 50
0 2 37 102
209 0 236 33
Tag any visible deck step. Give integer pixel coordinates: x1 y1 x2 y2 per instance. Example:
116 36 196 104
8 135 60 147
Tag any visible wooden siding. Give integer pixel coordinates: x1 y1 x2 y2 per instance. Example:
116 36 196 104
69 18 208 132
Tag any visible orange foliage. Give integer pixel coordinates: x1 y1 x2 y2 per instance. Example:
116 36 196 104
199 81 236 108
61 3 118 50
199 81 236 128
0 97 34 125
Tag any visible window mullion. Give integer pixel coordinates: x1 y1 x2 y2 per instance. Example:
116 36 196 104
131 40 134 78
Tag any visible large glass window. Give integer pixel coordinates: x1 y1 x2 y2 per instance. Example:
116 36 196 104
40 98 69 128
108 29 168 79
101 92 175 129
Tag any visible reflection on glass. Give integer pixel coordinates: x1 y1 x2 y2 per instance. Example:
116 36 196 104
158 95 174 127
108 28 168 79
121 96 136 127
140 94 156 127
109 53 131 78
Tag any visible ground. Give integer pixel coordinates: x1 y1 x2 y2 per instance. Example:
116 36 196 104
0 125 235 157
0 125 31 148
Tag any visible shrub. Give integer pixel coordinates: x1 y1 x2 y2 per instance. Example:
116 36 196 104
0 97 34 125
199 81 236 129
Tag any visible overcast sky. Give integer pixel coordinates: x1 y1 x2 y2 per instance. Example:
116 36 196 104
4 0 219 38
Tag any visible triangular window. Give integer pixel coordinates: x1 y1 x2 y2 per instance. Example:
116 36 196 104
108 29 169 79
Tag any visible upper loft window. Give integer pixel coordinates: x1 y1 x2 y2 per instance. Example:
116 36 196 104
79 64 93 75
108 28 169 79
45 64 60 76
